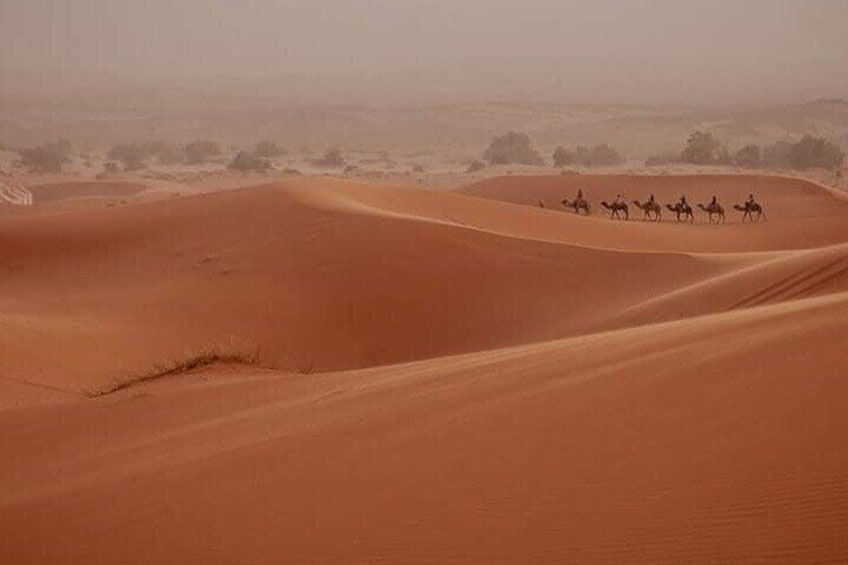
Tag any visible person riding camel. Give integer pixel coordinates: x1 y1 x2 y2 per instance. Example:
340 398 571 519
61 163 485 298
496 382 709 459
746 193 756 208
614 194 626 207
710 194 718 207
577 189 584 200
679 194 689 208
648 193 656 204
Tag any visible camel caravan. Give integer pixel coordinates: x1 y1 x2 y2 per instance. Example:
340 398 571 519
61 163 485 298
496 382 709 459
552 190 766 224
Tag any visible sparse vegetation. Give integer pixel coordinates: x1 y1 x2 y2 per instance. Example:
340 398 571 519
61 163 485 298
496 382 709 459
111 140 226 168
786 135 844 170
228 151 271 172
761 140 793 169
759 136 844 170
466 160 487 173
17 140 72 172
553 144 624 167
552 146 573 167
141 141 183 165
183 139 221 165
644 152 679 167
108 141 184 166
575 144 625 167
672 131 844 171
733 144 761 168
311 147 346 168
108 143 147 171
680 131 727 164
483 132 543 166
87 349 260 397
255 140 285 158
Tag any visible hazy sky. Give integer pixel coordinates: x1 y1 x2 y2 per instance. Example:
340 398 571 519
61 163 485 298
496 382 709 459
2 0 847 104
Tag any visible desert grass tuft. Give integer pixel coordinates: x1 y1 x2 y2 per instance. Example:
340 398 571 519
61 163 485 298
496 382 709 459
87 347 260 398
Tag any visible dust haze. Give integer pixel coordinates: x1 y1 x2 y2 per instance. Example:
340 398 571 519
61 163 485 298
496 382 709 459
2 0 848 174
2 0 848 105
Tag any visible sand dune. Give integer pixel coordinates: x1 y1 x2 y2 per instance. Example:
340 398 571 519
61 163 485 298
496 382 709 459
1 292 847 564
0 178 734 398
607 241 848 327
2 173 848 562
459 174 848 251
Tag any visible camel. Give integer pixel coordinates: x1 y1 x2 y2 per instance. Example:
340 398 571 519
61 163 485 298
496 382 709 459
561 197 591 215
697 202 725 224
665 202 694 223
600 201 629 220
733 201 767 222
632 199 662 222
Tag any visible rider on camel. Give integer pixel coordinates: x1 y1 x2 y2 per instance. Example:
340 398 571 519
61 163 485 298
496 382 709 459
746 193 757 209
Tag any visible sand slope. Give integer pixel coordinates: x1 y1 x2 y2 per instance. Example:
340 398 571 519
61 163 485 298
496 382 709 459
2 174 848 563
459 174 848 251
1 293 847 564
0 178 740 398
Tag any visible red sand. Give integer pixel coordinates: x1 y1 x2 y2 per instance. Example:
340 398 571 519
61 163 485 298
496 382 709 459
1 174 847 563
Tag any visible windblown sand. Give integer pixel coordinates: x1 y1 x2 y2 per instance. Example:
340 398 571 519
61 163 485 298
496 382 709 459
1 174 847 563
